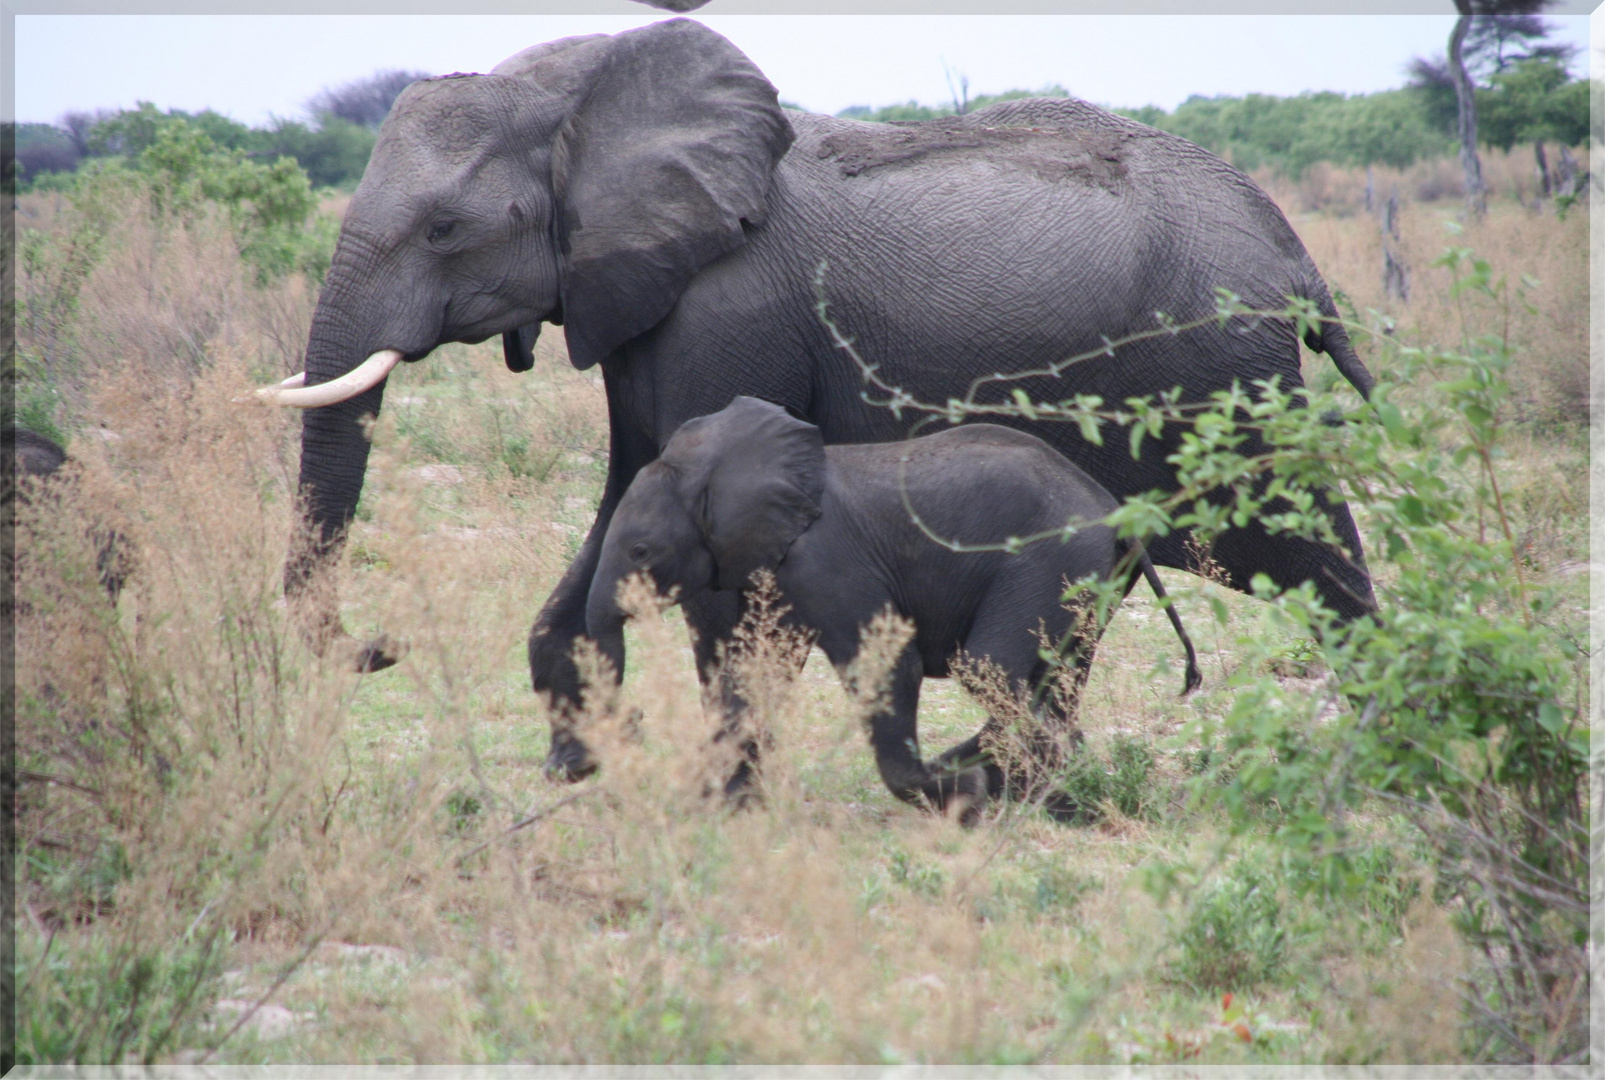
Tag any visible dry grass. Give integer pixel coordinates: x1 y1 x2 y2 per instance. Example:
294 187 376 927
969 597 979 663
1263 155 1590 425
10 152 1587 1065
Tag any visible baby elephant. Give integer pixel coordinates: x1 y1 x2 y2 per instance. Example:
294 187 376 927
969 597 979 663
582 396 1200 823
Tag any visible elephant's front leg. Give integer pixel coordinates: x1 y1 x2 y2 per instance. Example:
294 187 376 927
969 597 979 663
862 645 988 827
531 519 613 780
682 589 765 803
533 382 658 781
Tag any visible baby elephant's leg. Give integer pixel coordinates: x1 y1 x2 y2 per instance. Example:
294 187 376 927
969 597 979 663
941 605 1098 818
862 645 988 826
684 590 766 804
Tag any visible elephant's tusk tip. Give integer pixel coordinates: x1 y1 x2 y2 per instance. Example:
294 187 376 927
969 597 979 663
246 352 400 410
236 372 308 405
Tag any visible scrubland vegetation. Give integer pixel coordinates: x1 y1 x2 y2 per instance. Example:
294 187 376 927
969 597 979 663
10 127 1591 1065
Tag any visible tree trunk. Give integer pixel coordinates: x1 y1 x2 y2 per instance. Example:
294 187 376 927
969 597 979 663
1535 140 1552 201
1556 144 1578 197
1449 6 1486 218
1383 188 1410 303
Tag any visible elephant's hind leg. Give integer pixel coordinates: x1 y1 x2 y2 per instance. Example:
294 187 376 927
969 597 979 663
940 600 1098 820
862 644 987 826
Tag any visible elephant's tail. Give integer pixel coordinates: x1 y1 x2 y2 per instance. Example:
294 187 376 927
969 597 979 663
1136 546 1202 696
1301 286 1376 401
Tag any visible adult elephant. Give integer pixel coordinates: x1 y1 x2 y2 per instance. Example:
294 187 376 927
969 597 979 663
256 19 1376 776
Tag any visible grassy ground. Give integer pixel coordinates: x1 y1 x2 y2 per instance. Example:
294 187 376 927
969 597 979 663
12 163 1589 1065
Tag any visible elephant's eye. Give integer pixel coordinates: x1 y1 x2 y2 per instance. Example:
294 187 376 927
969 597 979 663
629 542 650 565
427 220 457 243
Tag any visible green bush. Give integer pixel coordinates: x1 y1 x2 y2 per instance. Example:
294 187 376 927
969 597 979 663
85 100 373 190
255 116 377 190
1476 58 1591 152
133 119 323 283
14 923 228 1066
838 85 1070 123
828 245 1588 1060
1169 863 1287 991
885 846 946 899
1054 734 1158 824
1120 88 1455 176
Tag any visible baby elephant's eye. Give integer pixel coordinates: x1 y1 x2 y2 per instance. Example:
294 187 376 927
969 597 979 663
628 542 650 565
427 220 456 243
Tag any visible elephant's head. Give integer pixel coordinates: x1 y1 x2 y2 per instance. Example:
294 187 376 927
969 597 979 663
258 19 794 668
562 397 823 777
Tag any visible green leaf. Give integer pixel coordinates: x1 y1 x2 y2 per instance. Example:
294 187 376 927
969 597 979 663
1536 703 1565 735
1376 402 1407 443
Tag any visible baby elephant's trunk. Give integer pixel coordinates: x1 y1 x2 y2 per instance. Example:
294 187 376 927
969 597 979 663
584 577 629 686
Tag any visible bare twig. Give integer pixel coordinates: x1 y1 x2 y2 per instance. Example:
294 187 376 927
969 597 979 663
195 918 334 1064
454 787 601 868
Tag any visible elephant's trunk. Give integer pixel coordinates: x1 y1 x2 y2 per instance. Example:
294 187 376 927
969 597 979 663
584 570 629 686
283 251 402 671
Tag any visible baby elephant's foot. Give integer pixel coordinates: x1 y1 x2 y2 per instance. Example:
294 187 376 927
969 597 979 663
1038 789 1096 825
926 764 989 828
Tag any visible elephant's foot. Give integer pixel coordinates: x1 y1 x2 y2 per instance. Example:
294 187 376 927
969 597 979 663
345 633 406 673
544 726 600 782
932 739 1007 801
718 757 763 810
914 763 989 828
290 589 406 673
1038 789 1095 825
542 704 644 782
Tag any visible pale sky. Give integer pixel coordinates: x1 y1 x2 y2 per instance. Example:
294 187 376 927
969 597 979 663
10 5 1597 128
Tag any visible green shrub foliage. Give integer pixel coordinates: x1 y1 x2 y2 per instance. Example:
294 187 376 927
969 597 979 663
823 243 1588 1061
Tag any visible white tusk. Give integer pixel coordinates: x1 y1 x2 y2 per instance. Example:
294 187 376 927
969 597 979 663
234 372 306 403
248 349 403 408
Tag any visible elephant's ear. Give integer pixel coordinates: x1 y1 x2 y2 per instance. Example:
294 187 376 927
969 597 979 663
492 34 610 87
664 397 824 591
546 19 794 371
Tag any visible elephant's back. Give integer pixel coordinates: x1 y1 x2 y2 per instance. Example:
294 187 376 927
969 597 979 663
830 424 1119 540
779 105 1319 301
790 107 1139 196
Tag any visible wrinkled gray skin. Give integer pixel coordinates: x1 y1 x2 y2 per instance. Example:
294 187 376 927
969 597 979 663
585 398 1202 823
284 19 1374 777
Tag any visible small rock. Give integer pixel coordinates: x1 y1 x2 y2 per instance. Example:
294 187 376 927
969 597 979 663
212 999 310 1039
317 941 409 966
898 973 947 993
407 464 464 485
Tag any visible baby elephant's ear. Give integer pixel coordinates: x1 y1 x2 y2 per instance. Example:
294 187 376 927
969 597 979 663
664 397 824 591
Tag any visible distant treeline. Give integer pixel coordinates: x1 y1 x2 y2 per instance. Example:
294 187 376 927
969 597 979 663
8 69 424 191
11 103 380 190
838 56 1591 178
8 56 1591 191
